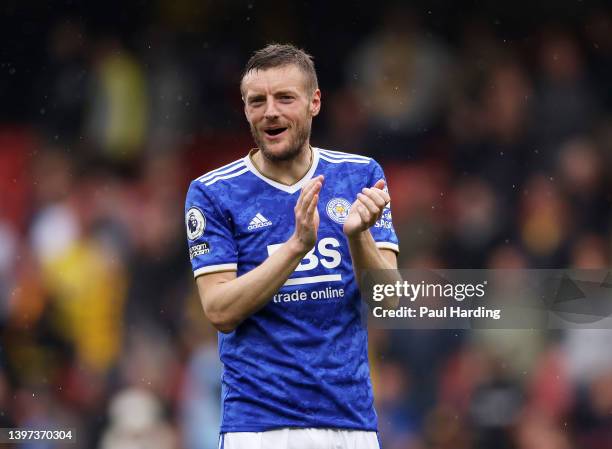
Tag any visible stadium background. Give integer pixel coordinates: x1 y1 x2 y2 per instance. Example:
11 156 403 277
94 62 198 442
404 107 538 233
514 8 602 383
1 0 612 447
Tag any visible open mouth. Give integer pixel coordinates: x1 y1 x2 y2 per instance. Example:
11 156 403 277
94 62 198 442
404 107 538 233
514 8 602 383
264 127 287 136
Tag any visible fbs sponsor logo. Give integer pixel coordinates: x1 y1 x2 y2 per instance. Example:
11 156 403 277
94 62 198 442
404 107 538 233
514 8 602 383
189 242 210 260
248 213 272 231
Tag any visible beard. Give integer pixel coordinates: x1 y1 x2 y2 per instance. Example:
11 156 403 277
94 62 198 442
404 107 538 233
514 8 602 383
250 119 311 163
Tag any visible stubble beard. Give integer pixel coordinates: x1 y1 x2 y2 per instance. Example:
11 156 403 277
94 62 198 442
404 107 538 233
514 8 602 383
250 119 311 163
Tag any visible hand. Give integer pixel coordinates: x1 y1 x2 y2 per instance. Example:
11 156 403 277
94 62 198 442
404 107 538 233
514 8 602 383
343 179 390 237
290 175 323 254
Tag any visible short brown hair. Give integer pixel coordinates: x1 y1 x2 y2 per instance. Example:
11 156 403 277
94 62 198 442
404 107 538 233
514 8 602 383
241 43 318 96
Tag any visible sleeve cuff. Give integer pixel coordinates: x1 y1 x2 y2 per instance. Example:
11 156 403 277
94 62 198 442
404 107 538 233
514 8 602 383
375 242 399 253
193 263 238 278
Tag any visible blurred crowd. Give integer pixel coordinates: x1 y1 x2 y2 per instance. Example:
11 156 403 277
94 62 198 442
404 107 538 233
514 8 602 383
1 2 612 448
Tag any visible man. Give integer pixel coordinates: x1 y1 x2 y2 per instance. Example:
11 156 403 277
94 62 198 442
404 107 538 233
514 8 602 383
185 44 399 449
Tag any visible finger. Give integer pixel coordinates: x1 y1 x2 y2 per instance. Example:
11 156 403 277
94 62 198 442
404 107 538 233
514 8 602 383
358 193 381 215
301 180 322 214
296 187 306 209
356 202 371 223
306 193 319 216
371 180 390 203
299 184 316 213
297 177 321 210
361 187 387 209
305 181 322 210
307 175 324 190
373 179 386 190
297 180 315 208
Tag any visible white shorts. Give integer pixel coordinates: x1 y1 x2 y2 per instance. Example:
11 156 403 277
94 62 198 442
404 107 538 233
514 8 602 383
220 428 380 449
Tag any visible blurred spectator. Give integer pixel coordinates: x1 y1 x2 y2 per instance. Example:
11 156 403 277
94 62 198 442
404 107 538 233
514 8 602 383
519 174 570 263
584 9 612 112
323 86 369 152
0 367 14 428
0 222 17 322
562 230 612 411
532 27 600 162
449 58 533 208
556 137 609 234
123 152 191 336
468 370 523 449
569 367 612 449
117 326 181 402
348 6 451 158
527 347 572 421
180 312 222 449
447 177 502 263
374 361 421 449
423 404 472 449
85 38 148 162
142 27 198 155
23 149 129 377
514 409 571 449
99 388 178 449
0 129 35 230
35 19 90 143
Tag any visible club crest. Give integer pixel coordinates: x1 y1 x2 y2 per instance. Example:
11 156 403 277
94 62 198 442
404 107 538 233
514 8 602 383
326 198 351 224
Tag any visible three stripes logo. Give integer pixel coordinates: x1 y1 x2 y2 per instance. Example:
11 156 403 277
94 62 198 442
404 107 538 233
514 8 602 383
248 213 273 231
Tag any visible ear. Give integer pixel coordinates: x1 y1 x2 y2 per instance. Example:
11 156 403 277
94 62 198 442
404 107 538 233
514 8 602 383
240 80 249 120
242 95 251 122
310 89 321 117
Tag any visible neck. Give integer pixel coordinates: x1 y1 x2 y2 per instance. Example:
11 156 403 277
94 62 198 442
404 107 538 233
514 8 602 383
251 144 313 185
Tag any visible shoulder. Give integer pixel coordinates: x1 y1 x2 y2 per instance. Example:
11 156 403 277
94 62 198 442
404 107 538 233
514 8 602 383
193 157 249 187
186 157 250 207
316 148 372 165
316 148 384 177
187 157 250 199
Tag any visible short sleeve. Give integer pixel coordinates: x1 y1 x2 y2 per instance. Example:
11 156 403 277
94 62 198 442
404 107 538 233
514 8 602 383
185 181 238 277
368 159 399 253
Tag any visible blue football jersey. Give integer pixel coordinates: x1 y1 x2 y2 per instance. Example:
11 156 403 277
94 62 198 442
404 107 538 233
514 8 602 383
184 147 399 433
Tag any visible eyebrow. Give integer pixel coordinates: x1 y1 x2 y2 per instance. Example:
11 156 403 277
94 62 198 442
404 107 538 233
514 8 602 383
246 94 266 102
274 89 297 96
246 89 298 100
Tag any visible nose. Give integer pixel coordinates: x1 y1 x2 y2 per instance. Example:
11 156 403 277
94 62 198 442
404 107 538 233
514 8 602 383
263 97 280 120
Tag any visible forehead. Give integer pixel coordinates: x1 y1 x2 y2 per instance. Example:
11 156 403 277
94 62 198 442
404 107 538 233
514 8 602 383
242 64 309 96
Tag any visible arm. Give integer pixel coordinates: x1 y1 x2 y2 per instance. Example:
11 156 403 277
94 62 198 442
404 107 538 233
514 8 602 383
196 176 323 333
344 179 401 309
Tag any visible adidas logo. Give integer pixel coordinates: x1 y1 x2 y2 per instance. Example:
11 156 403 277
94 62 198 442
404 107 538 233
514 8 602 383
247 213 273 231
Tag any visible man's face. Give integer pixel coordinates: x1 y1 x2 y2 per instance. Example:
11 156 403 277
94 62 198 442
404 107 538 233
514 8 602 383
242 64 321 162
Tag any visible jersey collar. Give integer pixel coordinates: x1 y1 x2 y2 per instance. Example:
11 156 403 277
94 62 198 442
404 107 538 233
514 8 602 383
244 147 320 194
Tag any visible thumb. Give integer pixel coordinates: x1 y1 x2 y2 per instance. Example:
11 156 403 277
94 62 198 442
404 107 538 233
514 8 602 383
373 179 386 190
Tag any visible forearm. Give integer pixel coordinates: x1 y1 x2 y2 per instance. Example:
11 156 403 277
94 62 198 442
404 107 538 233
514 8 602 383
202 237 308 332
348 230 394 271
348 230 400 309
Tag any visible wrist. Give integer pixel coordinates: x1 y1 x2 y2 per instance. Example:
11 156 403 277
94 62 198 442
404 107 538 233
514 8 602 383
346 229 370 242
287 234 314 258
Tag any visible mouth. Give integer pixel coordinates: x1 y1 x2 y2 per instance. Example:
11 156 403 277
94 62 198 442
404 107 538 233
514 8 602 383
263 127 288 137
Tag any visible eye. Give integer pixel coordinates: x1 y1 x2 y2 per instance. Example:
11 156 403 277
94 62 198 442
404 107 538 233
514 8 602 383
279 95 294 103
249 99 264 107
